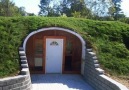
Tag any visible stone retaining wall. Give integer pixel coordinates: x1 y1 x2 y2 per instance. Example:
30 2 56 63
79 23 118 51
0 47 32 90
0 46 128 90
83 48 129 90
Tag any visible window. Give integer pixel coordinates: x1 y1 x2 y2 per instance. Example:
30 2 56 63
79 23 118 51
66 41 72 55
50 41 59 46
35 39 43 54
34 39 43 71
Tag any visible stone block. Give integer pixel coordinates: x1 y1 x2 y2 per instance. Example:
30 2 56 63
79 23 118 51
12 87 20 90
3 85 14 90
20 85 27 90
93 60 99 64
17 76 25 83
94 85 101 90
20 68 29 75
23 80 30 86
99 84 105 90
20 56 27 60
105 86 113 90
21 64 28 68
109 83 120 90
92 56 97 60
6 78 17 85
100 75 129 90
98 77 105 83
19 47 24 51
88 52 96 56
0 80 6 86
25 76 30 81
104 79 111 85
13 83 23 88
86 49 92 52
94 64 100 68
101 82 107 88
26 87 32 90
21 60 27 64
96 80 101 86
95 68 104 74
19 51 26 56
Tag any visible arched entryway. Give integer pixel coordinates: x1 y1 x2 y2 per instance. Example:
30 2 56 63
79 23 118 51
23 27 86 74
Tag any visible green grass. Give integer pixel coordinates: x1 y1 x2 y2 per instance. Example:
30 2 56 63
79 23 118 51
0 16 129 77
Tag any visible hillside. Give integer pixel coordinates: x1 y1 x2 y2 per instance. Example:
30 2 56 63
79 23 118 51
0 17 129 77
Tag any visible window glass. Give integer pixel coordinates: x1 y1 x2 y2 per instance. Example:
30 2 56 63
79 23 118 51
35 39 43 54
34 39 43 71
66 41 72 55
34 58 42 66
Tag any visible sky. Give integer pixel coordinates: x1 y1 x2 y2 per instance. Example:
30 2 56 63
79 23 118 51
12 0 129 17
12 0 40 15
121 0 129 17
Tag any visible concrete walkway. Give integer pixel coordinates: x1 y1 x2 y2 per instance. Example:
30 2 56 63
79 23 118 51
31 74 94 90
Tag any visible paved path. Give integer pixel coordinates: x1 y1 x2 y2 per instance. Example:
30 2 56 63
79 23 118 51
31 74 94 90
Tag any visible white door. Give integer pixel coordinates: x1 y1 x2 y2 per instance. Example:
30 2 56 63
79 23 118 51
45 38 63 73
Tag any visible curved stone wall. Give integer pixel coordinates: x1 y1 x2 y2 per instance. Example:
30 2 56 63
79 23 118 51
0 47 32 90
83 48 129 90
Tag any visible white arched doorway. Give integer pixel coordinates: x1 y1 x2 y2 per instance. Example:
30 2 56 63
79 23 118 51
23 27 86 74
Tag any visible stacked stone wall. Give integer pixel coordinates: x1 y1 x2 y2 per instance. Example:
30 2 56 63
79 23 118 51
83 48 128 90
0 47 32 90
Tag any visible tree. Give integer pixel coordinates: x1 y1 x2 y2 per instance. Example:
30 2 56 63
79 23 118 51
85 0 111 17
85 0 125 20
18 7 26 16
38 0 59 16
27 13 35 16
0 0 26 17
59 0 71 17
70 0 92 18
0 0 14 16
59 0 93 18
109 0 125 20
38 0 93 18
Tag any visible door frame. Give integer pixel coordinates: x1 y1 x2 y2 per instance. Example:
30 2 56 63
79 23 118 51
44 36 66 74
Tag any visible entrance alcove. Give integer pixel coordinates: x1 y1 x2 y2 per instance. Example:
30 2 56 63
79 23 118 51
23 27 86 74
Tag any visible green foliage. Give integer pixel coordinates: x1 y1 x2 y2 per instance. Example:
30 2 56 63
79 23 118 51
109 0 125 20
72 11 81 18
0 0 26 17
38 0 93 18
119 17 129 24
0 17 129 77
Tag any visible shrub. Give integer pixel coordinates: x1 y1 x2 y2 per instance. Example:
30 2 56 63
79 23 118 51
0 17 129 77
